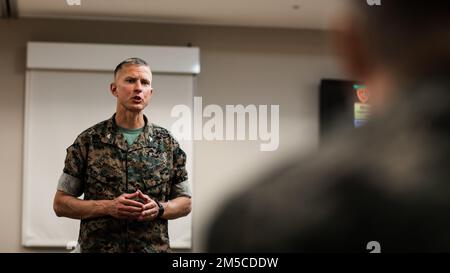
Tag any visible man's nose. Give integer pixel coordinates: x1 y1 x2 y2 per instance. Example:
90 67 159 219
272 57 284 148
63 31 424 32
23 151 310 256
134 81 143 92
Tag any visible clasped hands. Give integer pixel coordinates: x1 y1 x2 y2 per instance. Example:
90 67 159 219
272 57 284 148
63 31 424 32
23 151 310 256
109 190 160 221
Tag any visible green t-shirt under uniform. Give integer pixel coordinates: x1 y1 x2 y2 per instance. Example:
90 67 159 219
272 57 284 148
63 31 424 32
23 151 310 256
117 126 144 146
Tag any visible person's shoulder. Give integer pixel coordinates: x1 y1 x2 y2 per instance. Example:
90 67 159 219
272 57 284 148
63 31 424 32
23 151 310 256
150 123 184 151
151 123 175 140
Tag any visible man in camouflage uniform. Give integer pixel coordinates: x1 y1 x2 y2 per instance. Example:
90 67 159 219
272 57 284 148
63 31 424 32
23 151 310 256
53 58 191 253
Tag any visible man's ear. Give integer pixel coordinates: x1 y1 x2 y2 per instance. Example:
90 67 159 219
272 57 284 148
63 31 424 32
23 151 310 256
333 17 372 80
146 87 154 99
110 83 118 97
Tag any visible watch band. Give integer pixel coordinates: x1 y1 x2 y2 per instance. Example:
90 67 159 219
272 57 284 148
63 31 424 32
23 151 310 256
156 201 165 218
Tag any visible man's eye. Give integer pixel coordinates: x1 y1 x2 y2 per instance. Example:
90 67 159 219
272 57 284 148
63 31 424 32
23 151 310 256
142 81 150 86
126 79 135 83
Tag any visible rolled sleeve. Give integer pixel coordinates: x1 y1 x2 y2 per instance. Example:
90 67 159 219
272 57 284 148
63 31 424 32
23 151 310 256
57 172 84 197
58 137 86 197
169 180 192 199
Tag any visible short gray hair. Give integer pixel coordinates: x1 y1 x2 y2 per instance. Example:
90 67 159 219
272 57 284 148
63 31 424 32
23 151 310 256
114 57 149 77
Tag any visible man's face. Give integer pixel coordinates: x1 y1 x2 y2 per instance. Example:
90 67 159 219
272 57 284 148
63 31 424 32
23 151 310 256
111 64 153 113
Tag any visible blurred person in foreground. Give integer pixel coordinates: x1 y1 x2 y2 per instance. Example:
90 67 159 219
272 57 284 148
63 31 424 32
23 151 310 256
207 0 450 252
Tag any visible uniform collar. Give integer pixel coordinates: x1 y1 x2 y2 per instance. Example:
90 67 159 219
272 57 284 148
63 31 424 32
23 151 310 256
101 113 156 151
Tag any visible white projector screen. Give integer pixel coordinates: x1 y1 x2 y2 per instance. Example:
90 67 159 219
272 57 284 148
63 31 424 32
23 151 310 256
22 42 198 250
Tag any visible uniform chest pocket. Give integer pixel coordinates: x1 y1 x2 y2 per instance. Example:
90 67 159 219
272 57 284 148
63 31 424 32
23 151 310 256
140 157 171 197
86 155 123 199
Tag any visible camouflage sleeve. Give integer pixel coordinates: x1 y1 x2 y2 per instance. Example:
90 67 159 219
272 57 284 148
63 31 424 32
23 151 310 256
170 136 190 198
172 138 188 184
57 173 84 197
169 180 192 199
57 137 87 197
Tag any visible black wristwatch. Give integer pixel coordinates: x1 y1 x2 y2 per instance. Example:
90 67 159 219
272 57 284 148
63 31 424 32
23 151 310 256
156 201 165 218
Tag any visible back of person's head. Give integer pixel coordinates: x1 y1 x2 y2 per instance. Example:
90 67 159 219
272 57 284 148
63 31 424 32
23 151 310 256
344 1 450 77
207 1 450 254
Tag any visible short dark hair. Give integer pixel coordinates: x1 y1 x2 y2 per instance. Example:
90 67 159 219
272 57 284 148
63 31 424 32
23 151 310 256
353 1 450 70
114 57 149 78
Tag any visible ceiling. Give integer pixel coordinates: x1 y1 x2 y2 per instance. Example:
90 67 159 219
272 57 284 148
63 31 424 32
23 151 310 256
15 0 349 30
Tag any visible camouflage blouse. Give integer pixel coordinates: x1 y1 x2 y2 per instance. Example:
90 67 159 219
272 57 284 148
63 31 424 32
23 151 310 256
57 114 190 252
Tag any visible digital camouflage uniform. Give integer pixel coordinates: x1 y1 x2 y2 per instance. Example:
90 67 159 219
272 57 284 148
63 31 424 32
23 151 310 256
57 114 190 253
